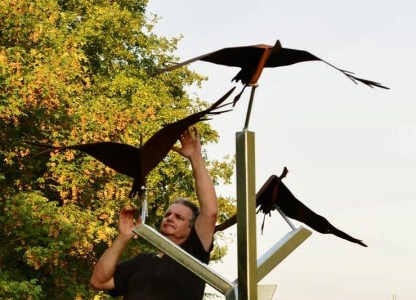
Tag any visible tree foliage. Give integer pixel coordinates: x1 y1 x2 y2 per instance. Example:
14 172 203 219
0 0 236 298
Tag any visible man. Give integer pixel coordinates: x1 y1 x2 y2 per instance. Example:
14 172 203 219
90 127 218 299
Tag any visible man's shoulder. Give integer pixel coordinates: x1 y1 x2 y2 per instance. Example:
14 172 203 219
181 226 212 263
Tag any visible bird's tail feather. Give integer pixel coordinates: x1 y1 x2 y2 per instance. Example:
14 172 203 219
207 86 236 112
208 109 233 116
347 74 388 89
320 59 389 89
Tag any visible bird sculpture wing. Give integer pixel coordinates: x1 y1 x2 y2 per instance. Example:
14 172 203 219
140 86 235 175
255 171 368 247
25 141 142 178
152 43 275 75
265 47 389 89
215 167 367 247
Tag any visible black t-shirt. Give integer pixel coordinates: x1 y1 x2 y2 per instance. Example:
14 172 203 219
109 227 212 300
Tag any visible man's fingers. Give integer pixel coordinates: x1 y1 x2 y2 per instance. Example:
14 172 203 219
135 216 143 226
183 128 191 139
192 127 199 139
182 127 198 140
121 205 138 218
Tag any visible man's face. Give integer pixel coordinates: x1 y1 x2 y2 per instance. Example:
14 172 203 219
160 203 193 242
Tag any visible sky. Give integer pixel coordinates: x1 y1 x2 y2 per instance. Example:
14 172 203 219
146 1 416 299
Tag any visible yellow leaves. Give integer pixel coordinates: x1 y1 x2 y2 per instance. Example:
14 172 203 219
19 147 30 157
31 204 39 212
25 246 62 269
83 168 91 177
3 155 15 166
68 220 100 257
64 150 75 161
97 211 109 220
50 130 60 139
83 76 91 88
135 106 158 124
103 182 116 199
71 238 93 257
30 28 41 43
57 174 67 185
93 293 108 300
25 250 42 270
48 10 59 24
97 180 127 201
71 184 79 200
60 190 69 202
147 106 157 121
94 225 116 245
0 50 8 66
10 60 23 76
96 230 109 243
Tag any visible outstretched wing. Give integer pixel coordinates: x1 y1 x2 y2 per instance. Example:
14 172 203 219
140 87 235 176
152 43 275 76
26 141 142 178
266 47 389 89
198 44 274 68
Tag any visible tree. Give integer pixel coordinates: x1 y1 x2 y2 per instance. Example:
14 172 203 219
0 0 236 298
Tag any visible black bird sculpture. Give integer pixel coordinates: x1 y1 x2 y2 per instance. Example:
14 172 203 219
26 87 236 199
215 167 367 247
153 40 388 105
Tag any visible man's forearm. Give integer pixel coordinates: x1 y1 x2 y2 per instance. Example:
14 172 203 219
190 153 217 216
90 235 130 290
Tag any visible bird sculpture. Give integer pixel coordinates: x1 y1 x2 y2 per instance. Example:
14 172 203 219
215 167 367 247
153 40 389 105
26 87 236 199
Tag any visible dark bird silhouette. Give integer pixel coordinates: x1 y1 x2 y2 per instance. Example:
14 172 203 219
26 87 236 199
153 40 389 105
215 167 367 247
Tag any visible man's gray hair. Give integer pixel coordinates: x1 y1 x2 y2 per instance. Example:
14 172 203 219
171 197 200 227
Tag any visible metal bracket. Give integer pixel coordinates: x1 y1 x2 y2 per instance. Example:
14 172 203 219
257 226 312 282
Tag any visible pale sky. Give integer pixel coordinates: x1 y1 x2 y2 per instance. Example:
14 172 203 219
147 1 416 299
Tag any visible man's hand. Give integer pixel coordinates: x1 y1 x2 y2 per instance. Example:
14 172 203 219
119 205 140 240
172 127 201 159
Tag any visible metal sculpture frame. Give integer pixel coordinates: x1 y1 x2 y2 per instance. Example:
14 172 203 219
132 85 311 299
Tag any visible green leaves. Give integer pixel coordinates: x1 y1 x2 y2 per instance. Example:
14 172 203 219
1 0 236 298
0 275 43 300
1 192 106 297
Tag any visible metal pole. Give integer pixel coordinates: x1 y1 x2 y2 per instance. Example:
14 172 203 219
140 186 148 224
243 85 258 130
274 204 296 230
236 130 257 299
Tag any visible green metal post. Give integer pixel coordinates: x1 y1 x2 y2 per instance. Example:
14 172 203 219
236 130 257 299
